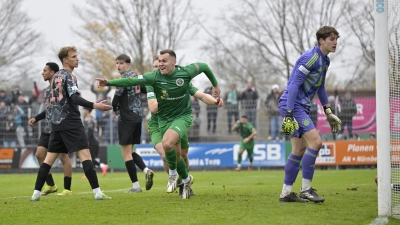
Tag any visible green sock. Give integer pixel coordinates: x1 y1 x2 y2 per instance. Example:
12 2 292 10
177 158 188 180
165 149 177 170
238 154 242 164
249 154 253 163
177 177 183 185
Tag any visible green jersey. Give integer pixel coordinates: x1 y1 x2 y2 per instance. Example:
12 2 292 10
146 83 199 125
235 122 256 143
108 63 217 122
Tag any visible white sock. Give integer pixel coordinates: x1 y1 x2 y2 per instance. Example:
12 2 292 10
92 187 102 194
133 181 140 189
169 169 177 176
281 184 292 196
302 178 311 191
237 164 241 168
143 167 149 174
100 163 105 169
34 190 41 196
183 175 191 184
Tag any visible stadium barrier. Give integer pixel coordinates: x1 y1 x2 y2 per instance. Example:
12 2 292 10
0 140 380 171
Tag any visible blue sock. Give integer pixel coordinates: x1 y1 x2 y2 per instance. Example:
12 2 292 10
302 148 319 180
284 153 302 185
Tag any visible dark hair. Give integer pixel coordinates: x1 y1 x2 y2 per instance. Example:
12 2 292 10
116 54 131 64
83 107 93 113
316 26 339 46
159 49 176 58
46 62 59 73
241 115 248 119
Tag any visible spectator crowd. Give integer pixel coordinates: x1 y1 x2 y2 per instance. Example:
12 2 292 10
0 81 374 147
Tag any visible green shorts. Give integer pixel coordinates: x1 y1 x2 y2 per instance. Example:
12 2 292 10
180 134 189 150
240 141 255 154
149 116 191 149
159 114 193 139
148 118 162 147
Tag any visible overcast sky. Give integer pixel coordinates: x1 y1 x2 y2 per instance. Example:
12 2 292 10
21 0 228 90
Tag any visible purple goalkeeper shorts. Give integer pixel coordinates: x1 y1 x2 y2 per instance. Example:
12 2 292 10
278 104 315 138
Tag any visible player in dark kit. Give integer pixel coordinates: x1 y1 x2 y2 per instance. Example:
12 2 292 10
82 107 108 178
112 54 154 193
30 46 113 201
28 62 73 196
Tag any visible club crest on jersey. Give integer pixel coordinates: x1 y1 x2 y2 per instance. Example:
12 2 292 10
160 90 169 99
302 118 310 126
176 78 184 86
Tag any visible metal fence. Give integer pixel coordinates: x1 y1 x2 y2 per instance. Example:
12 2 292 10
0 91 376 148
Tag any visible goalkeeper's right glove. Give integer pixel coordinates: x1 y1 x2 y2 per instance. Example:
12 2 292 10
281 109 299 136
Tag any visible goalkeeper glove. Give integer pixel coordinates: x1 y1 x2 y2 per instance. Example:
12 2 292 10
324 106 342 133
281 109 299 136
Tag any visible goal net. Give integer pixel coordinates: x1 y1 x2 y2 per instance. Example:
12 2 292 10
389 0 400 218
376 0 400 218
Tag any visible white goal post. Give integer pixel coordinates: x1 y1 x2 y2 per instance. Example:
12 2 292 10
375 0 391 217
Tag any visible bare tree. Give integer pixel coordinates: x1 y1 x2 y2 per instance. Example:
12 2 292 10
73 0 196 82
0 0 42 87
340 1 375 89
199 0 346 93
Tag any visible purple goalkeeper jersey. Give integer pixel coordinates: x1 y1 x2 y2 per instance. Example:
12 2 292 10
279 46 330 112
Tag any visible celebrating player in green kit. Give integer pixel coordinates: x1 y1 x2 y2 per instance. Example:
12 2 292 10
147 56 223 198
96 49 221 199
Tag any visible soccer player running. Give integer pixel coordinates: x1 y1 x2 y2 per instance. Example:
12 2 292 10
278 26 341 203
112 54 154 193
147 56 224 197
233 115 257 172
28 62 73 196
97 49 221 199
30 46 113 201
82 107 108 178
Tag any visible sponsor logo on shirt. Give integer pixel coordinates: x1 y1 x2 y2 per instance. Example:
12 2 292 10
298 65 310 75
147 92 155 98
138 75 143 79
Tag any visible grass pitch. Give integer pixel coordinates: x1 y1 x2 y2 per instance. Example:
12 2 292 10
0 169 398 225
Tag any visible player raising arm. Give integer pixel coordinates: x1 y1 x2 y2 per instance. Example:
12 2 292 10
97 49 221 199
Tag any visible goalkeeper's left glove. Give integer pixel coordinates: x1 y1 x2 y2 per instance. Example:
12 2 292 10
324 106 342 133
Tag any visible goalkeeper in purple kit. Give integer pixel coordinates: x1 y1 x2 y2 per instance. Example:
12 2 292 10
278 26 342 203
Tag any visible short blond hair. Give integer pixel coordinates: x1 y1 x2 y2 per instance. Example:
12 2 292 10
58 46 77 63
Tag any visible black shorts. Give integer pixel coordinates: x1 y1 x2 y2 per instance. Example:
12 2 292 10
48 126 89 154
38 132 51 149
118 121 141 145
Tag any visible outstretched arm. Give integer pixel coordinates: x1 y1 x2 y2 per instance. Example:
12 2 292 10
96 72 155 88
70 94 112 111
193 90 224 107
188 63 220 97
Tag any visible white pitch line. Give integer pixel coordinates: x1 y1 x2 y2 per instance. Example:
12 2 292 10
369 217 388 225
